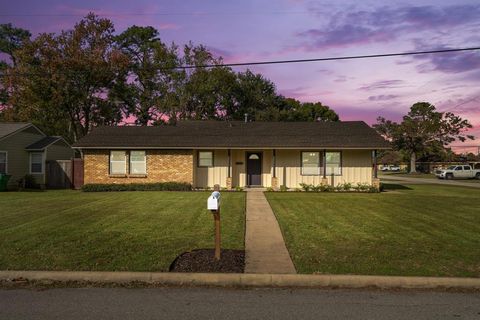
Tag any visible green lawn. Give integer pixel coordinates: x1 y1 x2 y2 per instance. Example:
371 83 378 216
380 172 436 179
266 184 480 277
0 191 245 271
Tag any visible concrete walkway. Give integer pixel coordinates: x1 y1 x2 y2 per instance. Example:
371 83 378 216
245 190 296 274
380 174 480 188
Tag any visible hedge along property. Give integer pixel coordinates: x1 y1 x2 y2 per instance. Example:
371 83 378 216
72 121 390 189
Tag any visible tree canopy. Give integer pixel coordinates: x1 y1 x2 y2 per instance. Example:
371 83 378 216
0 14 339 141
374 102 474 172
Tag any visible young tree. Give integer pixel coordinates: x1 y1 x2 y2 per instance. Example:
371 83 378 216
374 102 474 173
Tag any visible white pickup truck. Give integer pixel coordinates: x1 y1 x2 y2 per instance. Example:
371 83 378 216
435 165 480 180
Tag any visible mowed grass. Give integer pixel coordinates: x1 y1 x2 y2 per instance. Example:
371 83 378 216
380 172 436 179
0 191 245 271
266 184 480 277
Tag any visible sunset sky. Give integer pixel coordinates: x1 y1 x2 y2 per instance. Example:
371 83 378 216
1 0 479 152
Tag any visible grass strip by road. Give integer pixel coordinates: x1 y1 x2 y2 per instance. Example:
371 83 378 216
0 190 245 272
266 184 480 277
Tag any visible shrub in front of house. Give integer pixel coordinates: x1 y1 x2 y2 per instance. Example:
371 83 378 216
298 182 379 193
82 182 193 192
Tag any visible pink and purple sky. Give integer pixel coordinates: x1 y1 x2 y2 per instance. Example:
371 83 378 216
2 0 480 152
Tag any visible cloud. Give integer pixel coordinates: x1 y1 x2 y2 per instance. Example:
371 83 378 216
409 39 480 74
368 94 399 101
295 4 480 50
296 24 390 49
358 80 406 91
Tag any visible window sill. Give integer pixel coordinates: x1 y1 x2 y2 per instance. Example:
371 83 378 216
128 174 147 178
109 174 127 178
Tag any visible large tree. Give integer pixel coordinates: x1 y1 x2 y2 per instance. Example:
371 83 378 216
114 25 183 125
6 14 129 141
177 43 237 122
0 23 31 110
3 16 341 135
374 102 474 173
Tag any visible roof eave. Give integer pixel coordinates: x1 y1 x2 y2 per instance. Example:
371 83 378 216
72 146 391 150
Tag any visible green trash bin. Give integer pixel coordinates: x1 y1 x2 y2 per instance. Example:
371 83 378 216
0 174 11 191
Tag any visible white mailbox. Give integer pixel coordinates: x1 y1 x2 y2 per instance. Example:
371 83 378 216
207 191 221 211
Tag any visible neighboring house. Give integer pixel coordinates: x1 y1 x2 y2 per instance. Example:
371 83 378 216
73 121 390 189
0 122 74 187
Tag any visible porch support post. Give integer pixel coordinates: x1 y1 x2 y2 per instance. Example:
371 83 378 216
226 149 232 189
228 149 231 178
271 149 278 190
321 149 328 185
372 149 380 190
373 149 378 179
272 149 276 177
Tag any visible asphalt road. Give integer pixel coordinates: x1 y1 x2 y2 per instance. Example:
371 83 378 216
379 174 480 188
1 287 479 320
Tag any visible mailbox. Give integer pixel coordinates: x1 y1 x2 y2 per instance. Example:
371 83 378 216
207 191 221 211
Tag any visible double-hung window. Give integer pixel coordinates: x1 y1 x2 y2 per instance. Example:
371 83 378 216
326 151 342 175
301 152 320 175
30 152 44 174
130 151 146 174
110 151 127 175
0 151 7 174
198 151 213 167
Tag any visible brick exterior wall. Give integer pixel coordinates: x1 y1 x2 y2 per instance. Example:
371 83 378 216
83 150 194 184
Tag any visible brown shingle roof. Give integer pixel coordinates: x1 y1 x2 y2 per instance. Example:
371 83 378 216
73 121 390 149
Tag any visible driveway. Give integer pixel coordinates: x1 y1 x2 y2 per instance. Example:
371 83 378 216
380 174 480 188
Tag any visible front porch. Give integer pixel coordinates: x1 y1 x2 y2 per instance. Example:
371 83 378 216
193 149 380 189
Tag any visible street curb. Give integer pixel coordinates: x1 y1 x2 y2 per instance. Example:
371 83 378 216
1 271 480 289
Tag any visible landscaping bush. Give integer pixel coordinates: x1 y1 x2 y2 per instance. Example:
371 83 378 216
17 174 40 189
82 182 193 192
279 185 288 192
337 182 353 192
299 182 312 192
353 183 371 192
288 182 378 193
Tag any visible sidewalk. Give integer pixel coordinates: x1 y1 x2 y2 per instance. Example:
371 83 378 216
244 189 296 274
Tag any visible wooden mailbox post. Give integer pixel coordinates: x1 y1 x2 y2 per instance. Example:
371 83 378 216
207 184 221 260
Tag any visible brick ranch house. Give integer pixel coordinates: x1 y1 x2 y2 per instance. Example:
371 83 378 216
72 121 390 189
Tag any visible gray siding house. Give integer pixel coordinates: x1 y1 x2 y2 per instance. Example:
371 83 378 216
0 122 74 187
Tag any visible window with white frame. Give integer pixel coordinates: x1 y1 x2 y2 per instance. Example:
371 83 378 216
0 151 7 174
326 151 342 175
198 151 213 167
110 151 127 175
130 151 146 174
30 152 43 174
301 151 320 175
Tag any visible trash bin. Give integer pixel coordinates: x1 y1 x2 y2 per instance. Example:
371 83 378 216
0 174 11 191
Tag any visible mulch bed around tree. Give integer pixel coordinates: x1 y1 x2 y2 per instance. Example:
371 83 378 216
169 249 245 273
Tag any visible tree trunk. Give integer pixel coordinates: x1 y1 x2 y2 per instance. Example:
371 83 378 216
410 152 417 173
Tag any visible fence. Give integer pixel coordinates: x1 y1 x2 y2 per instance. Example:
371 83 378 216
46 159 84 189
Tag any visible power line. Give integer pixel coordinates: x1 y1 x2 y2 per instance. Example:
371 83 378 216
176 47 480 69
1 46 479 77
